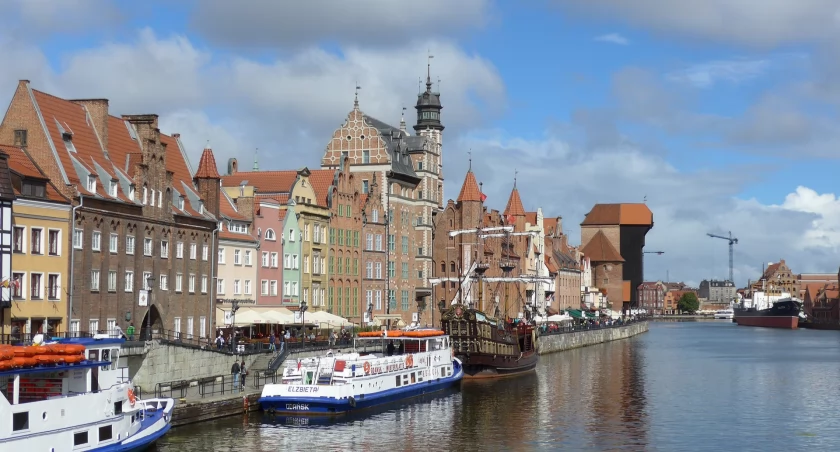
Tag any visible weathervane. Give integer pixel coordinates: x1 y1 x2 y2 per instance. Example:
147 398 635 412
468 150 472 170
354 82 361 107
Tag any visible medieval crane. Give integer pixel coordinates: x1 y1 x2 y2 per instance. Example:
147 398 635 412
707 231 738 283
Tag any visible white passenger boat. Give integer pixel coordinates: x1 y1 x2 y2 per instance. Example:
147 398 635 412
0 337 174 451
259 329 463 415
714 309 734 320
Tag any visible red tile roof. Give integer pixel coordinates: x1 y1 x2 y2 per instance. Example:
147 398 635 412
457 170 482 202
0 145 67 203
308 169 336 207
580 230 624 262
504 187 526 217
221 170 298 194
195 148 221 179
544 217 558 234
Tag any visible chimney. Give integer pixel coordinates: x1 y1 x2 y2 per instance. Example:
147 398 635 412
173 133 180 139
71 99 109 151
121 114 159 145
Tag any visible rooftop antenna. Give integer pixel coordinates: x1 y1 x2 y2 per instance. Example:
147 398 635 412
643 195 647 203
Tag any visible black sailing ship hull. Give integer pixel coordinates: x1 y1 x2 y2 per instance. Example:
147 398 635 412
441 304 538 380
733 298 802 330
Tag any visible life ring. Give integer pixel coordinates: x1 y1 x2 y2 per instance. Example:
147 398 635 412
128 389 136 407
405 355 414 368
363 362 371 374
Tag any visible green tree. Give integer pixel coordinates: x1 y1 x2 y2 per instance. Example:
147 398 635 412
677 292 700 313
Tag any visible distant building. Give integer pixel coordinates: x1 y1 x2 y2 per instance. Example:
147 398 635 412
698 279 736 303
749 259 798 297
637 281 667 313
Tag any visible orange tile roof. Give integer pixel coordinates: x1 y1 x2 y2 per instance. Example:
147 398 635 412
545 255 558 273
278 210 287 221
195 148 221 179
580 230 624 262
220 192 246 221
524 211 537 225
761 262 782 281
504 187 526 216
221 170 298 194
308 169 336 207
581 203 653 226
1 145 67 203
457 170 482 202
544 217 558 234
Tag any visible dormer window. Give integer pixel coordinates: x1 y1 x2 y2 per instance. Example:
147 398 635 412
109 180 118 197
129 184 136 201
87 175 96 193
178 196 185 210
199 201 204 214
21 181 46 198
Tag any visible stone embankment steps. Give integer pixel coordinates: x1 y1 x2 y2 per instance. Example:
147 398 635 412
248 352 274 372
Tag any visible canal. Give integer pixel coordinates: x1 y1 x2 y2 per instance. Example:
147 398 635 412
154 321 840 451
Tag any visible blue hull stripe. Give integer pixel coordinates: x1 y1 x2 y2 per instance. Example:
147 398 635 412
259 363 463 415
89 411 172 452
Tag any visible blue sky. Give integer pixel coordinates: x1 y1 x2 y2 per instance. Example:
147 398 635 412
1 0 839 286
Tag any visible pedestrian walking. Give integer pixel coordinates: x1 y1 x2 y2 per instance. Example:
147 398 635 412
231 360 241 392
126 323 135 341
239 360 247 392
269 332 276 352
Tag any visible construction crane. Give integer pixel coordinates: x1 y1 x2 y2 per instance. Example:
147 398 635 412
707 231 738 283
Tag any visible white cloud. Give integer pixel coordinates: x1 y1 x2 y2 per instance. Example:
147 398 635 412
552 0 840 47
452 131 840 287
190 0 492 48
595 33 630 46
665 58 770 88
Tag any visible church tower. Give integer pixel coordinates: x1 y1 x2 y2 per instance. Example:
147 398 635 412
414 60 444 211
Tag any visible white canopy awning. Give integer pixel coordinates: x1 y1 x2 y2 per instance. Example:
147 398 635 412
307 310 354 327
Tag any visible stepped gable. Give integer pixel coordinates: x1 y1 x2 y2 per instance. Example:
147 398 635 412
456 169 482 202
580 230 624 262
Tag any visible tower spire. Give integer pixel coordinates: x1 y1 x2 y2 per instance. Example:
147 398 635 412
514 168 518 188
468 150 472 171
253 149 259 171
400 107 407 133
354 83 361 108
426 51 434 92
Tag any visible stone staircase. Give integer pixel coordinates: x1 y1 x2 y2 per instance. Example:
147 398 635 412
247 351 275 372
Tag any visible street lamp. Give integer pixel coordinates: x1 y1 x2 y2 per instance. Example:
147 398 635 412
300 299 308 347
146 275 154 340
231 299 241 350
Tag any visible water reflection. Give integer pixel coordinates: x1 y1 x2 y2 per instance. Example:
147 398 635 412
158 323 840 451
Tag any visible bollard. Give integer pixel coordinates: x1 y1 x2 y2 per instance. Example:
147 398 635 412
243 395 249 413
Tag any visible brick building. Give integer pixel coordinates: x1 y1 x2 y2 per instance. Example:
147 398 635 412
0 81 219 339
580 204 654 312
749 259 798 297
321 84 444 326
637 281 667 313
544 217 581 313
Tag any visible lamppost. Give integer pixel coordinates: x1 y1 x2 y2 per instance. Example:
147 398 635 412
231 299 241 348
145 275 154 340
300 299 308 347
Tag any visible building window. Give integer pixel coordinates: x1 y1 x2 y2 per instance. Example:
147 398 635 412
87 175 97 193
11 273 23 298
233 279 241 295
261 280 269 296
402 262 409 279
265 229 276 240
244 250 252 266
271 252 278 268
175 274 183 292
375 262 382 279
362 180 369 194
47 274 60 300
49 230 61 255
13 226 23 253
401 290 409 311
234 249 241 265
401 236 408 254
109 233 118 253
30 228 42 254
283 281 290 296
270 280 278 296
190 243 197 260
303 255 309 274
202 244 208 260
218 247 225 264
217 279 225 295
388 262 395 278
200 316 206 339
244 280 251 295
126 236 135 255
288 229 295 241
13 129 27 147
90 270 100 292
143 272 152 290
144 238 152 256
125 271 134 292
262 252 269 267
160 241 169 258
189 274 196 293
90 230 100 252
160 275 168 291
284 254 291 269
314 224 322 243
109 180 118 197
129 184 136 200
108 271 117 292
176 242 184 259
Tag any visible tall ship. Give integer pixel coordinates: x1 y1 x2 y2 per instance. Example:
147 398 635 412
734 297 804 329
258 330 462 415
0 336 174 451
436 225 549 379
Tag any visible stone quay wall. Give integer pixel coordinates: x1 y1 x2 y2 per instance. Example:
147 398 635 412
537 321 649 355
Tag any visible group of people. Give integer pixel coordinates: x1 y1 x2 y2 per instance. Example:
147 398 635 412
230 359 247 392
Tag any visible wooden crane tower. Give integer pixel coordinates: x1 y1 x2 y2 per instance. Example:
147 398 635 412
706 231 739 283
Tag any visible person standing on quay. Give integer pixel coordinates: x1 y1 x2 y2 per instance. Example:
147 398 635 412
126 323 135 341
231 360 241 392
269 332 276 352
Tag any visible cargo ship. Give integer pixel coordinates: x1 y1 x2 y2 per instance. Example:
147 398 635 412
733 298 804 329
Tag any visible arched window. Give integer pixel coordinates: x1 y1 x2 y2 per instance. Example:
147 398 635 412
450 262 456 273
265 228 276 240
440 262 445 273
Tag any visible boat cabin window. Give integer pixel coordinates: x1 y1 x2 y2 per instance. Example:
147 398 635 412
304 371 314 385
99 425 113 442
114 401 123 415
12 412 29 431
395 376 401 387
410 372 416 384
74 431 88 446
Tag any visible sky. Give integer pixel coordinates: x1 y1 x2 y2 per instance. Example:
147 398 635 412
1 0 839 287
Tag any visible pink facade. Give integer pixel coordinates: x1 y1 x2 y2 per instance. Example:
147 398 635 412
255 200 284 305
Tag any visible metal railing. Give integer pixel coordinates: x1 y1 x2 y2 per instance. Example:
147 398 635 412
198 375 226 398
0 331 95 345
538 316 649 337
154 379 190 399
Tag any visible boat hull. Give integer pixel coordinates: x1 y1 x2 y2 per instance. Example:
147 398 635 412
258 361 463 416
735 315 799 329
459 351 538 379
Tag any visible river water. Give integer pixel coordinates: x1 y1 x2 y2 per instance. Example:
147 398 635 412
154 321 840 451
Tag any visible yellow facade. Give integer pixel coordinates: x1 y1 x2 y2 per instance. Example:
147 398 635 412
289 172 330 312
3 198 71 337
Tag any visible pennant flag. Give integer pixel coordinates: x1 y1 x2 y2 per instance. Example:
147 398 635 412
480 192 487 202
506 214 515 225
